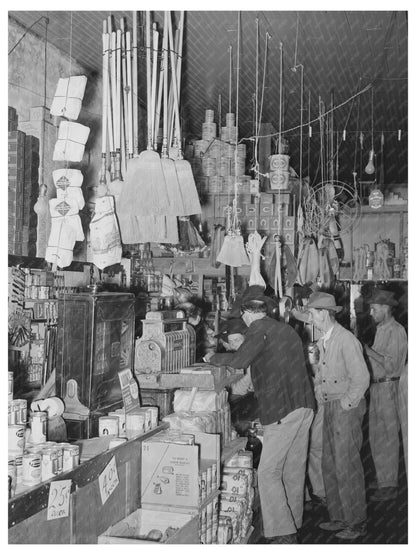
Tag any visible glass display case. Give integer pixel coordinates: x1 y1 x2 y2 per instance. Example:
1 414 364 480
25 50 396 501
56 292 135 439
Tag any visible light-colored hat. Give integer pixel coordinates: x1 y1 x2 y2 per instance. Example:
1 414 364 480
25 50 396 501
307 292 343 313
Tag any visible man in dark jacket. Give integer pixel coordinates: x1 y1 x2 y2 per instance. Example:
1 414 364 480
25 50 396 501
210 299 315 544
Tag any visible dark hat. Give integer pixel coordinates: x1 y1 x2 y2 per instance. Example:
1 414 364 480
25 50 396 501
229 285 279 318
367 289 398 307
214 318 248 340
307 292 343 313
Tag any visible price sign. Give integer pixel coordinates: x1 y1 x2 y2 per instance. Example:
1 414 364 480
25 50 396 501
98 456 119 504
47 479 71 520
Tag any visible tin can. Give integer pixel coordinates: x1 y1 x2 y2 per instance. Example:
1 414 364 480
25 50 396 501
15 455 23 484
217 516 233 544
53 445 64 474
10 400 20 425
41 448 60 481
205 109 215 123
29 411 48 444
8 424 25 455
13 399 27 424
22 453 42 486
62 444 80 471
125 413 145 438
8 372 13 401
98 416 119 437
225 113 235 127
146 406 159 429
8 457 16 496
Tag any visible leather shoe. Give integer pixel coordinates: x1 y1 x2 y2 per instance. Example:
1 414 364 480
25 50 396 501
319 520 346 532
266 533 298 544
335 526 367 540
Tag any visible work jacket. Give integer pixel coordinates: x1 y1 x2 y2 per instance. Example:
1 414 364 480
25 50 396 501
315 322 369 410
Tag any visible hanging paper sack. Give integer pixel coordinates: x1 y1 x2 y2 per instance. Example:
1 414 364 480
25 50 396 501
89 196 122 270
50 76 87 120
53 121 90 162
45 197 85 268
53 169 85 210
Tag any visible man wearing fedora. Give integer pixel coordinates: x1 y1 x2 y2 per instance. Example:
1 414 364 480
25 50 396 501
307 292 370 540
364 289 407 502
210 298 315 544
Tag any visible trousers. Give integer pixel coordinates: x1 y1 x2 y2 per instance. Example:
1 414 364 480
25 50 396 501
258 407 314 537
398 367 408 476
323 398 367 527
369 381 401 488
307 403 325 499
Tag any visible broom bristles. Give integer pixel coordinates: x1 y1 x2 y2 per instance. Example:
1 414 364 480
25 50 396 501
217 235 250 267
161 158 186 216
174 159 201 216
119 150 170 216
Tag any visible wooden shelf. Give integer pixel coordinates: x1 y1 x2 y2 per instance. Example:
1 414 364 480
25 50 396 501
360 204 407 214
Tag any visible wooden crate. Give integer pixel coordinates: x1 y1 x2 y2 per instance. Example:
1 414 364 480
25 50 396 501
8 424 168 544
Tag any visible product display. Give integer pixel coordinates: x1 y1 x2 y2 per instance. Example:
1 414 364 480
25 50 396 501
8 8 407 547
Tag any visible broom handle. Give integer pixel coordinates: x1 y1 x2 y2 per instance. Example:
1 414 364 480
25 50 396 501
120 19 129 161
161 12 169 157
151 24 160 150
145 11 152 150
168 27 180 148
154 46 164 152
100 31 109 184
172 11 185 148
132 11 139 156
115 29 122 180
126 31 134 158
110 31 117 180
167 13 182 148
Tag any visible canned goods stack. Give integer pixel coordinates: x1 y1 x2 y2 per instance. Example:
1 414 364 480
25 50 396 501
217 449 255 543
100 406 159 441
199 495 220 544
189 108 250 196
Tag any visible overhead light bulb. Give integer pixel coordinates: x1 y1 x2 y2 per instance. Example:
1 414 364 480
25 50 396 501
365 149 375 175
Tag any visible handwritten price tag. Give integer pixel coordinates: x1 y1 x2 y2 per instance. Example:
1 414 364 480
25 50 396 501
99 456 119 505
47 480 71 520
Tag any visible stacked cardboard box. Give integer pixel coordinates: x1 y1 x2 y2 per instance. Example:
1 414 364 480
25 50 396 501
8 130 25 255
8 108 39 257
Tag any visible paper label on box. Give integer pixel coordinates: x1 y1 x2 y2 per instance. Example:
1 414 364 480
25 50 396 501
99 456 119 505
118 368 140 413
47 479 71 520
142 442 199 509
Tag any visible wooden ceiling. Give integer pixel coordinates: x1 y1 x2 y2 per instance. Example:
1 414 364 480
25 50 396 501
9 10 408 184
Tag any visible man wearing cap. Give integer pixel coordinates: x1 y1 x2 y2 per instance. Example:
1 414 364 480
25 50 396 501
210 298 315 544
364 289 407 501
307 292 369 540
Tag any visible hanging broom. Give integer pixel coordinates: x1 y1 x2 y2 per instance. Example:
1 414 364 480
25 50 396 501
167 12 201 217
96 27 110 198
118 11 170 219
216 12 250 268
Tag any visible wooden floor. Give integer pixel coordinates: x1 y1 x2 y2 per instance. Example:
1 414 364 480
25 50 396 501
247 409 408 544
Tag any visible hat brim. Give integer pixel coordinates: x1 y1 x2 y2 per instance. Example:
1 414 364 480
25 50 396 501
367 297 398 307
308 304 343 313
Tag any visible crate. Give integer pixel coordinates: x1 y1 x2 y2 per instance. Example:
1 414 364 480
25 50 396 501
98 507 199 544
140 386 176 418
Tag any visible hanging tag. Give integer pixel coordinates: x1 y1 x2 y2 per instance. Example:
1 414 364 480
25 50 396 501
47 479 71 520
398 129 402 141
360 132 364 148
308 126 312 138
99 456 119 504
342 129 346 141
